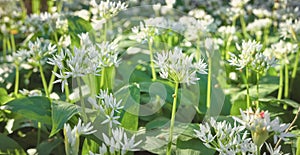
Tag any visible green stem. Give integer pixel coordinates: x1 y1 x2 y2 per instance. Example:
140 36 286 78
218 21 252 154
3 37 7 62
76 77 88 122
277 62 284 100
19 0 27 19
148 40 157 81
166 82 179 155
240 15 248 39
290 47 300 94
64 82 70 102
206 57 212 115
14 64 19 97
256 72 260 109
48 65 58 94
263 27 269 48
32 0 41 14
10 34 16 53
284 64 289 98
100 68 105 90
257 145 261 155
37 122 41 145
225 35 233 60
6 36 12 53
104 21 107 42
39 63 49 97
245 67 251 108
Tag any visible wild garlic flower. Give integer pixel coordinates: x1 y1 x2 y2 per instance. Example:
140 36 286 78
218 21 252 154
246 18 272 34
233 108 294 147
229 0 250 8
90 89 123 128
64 119 96 155
263 143 289 155
48 41 101 92
218 26 236 38
97 41 121 67
188 9 214 22
179 16 215 41
154 47 207 85
194 118 256 154
99 127 142 155
279 18 300 40
251 52 277 74
270 40 298 64
89 0 128 20
130 21 159 44
143 17 185 33
252 8 272 18
228 40 262 70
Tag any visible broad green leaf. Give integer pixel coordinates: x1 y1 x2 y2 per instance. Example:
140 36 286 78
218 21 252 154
4 96 51 124
0 87 13 105
230 99 247 115
0 133 26 154
81 139 99 155
36 138 63 155
116 83 140 131
50 101 80 137
176 138 215 154
259 97 300 108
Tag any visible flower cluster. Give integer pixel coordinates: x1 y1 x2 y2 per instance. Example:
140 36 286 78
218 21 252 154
0 0 23 36
228 40 276 74
64 118 97 155
90 0 128 20
130 21 159 44
89 127 142 155
154 47 207 85
90 89 123 128
233 108 294 147
194 118 256 154
279 18 300 40
269 40 298 64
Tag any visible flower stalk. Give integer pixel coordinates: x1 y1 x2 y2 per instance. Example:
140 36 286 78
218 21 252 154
167 82 179 155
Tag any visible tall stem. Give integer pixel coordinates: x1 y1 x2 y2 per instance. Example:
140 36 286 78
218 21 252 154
39 63 49 97
10 34 16 53
76 77 88 122
284 64 289 98
256 72 260 109
48 65 58 94
290 47 300 94
14 64 19 97
277 62 284 100
100 67 106 90
206 57 212 115
3 37 7 61
257 145 261 155
148 40 157 81
166 82 179 155
240 15 249 39
37 122 41 145
245 67 250 108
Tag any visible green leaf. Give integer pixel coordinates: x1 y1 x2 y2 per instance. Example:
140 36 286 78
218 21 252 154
67 15 92 48
0 87 13 105
176 138 215 154
259 97 300 108
0 133 26 154
116 83 140 131
81 139 99 155
230 99 247 115
36 138 63 155
4 96 51 124
50 101 80 137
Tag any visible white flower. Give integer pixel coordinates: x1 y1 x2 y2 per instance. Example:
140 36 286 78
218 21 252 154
129 21 158 43
246 18 272 33
89 0 128 20
270 40 298 64
252 8 272 18
263 143 289 155
228 40 262 70
154 47 207 85
97 41 121 67
75 119 97 135
101 127 142 155
279 18 300 40
218 26 236 37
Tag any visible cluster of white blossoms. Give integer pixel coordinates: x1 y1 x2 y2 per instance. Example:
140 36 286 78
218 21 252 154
218 26 236 38
228 40 276 74
154 47 207 85
279 18 300 40
194 118 257 154
268 40 298 64
64 119 97 155
130 21 159 44
227 0 250 19
89 0 128 20
246 18 272 33
252 8 272 18
233 108 294 147
178 15 215 41
90 89 123 128
89 127 142 155
48 33 121 91
143 17 185 33
23 12 68 35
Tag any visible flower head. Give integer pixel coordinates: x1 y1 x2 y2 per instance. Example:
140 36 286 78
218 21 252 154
154 47 207 85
